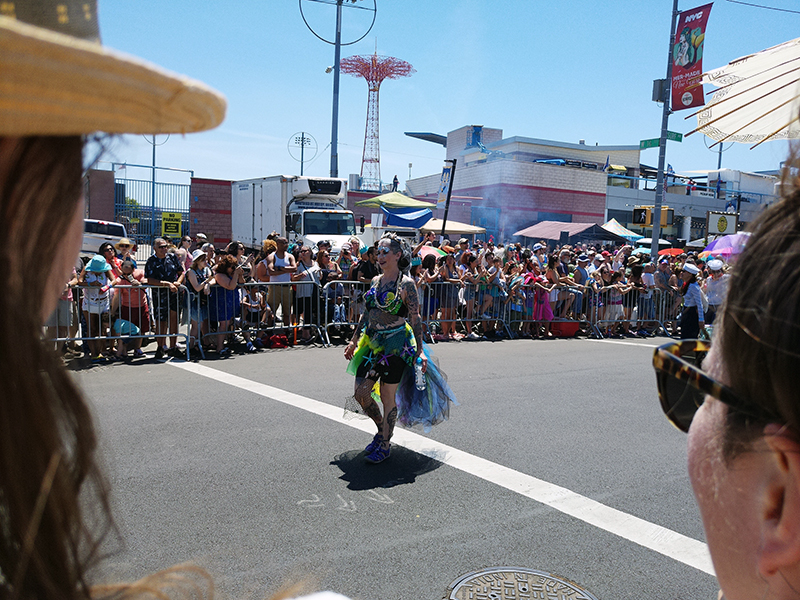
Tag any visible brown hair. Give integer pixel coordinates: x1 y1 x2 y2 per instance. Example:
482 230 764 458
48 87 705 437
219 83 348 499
719 183 800 456
0 136 114 599
215 253 238 277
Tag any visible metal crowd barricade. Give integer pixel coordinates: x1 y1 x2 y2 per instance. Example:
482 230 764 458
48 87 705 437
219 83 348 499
321 279 369 345
432 280 511 340
589 286 673 339
500 283 587 338
188 280 329 356
44 283 191 360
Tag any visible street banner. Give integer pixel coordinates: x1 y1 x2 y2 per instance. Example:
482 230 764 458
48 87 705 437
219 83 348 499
437 164 453 209
671 3 713 112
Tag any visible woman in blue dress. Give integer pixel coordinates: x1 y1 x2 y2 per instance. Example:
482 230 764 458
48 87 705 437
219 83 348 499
209 253 243 356
344 233 458 463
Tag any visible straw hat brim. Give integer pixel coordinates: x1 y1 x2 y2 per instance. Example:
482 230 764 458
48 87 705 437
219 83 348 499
0 16 226 136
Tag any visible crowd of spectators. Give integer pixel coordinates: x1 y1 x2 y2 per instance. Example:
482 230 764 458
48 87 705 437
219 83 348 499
45 231 731 362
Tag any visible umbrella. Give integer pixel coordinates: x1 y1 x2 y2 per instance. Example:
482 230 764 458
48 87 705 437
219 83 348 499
354 191 434 209
417 245 446 260
658 248 685 257
632 247 651 255
636 237 672 247
703 232 750 256
687 37 800 148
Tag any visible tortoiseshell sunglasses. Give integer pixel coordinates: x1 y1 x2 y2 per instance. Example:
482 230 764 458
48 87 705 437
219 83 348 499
652 340 780 432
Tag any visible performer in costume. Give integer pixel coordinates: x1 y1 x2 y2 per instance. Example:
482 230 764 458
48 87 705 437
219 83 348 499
344 233 458 463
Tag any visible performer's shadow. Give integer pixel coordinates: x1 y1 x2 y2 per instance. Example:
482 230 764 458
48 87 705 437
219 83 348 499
331 447 443 490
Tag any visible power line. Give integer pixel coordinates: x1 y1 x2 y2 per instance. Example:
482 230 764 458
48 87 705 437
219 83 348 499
726 0 800 15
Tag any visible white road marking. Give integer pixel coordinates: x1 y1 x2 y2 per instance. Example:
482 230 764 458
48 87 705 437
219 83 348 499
170 361 714 576
588 338 661 348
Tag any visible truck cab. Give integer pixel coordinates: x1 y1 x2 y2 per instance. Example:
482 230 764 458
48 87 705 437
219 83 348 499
232 175 359 256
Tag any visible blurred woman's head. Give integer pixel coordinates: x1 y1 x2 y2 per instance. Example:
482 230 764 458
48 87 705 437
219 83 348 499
672 154 800 600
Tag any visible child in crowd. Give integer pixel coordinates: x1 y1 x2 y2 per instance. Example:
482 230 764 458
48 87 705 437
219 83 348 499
241 283 265 352
79 254 115 361
112 259 149 359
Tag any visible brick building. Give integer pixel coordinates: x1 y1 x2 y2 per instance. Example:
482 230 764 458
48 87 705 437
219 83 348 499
405 125 640 241
189 177 232 246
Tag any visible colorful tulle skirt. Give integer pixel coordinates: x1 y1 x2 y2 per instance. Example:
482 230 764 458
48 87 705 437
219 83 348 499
345 323 458 432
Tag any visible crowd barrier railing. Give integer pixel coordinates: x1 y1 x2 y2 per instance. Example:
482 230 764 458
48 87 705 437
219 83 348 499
499 283 588 339
44 277 687 361
320 279 369 345
44 283 191 360
187 280 331 356
588 286 676 338
422 280 512 341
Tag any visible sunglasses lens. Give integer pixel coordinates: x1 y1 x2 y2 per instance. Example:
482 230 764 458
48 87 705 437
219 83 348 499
658 370 704 432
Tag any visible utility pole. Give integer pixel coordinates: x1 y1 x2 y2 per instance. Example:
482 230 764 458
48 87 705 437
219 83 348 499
329 0 342 178
652 0 679 262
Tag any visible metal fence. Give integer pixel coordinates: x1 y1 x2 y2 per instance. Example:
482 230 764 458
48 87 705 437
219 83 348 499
44 277 693 362
44 283 191 360
114 177 190 249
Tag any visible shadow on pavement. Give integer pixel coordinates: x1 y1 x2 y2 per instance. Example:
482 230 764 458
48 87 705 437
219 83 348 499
331 447 442 490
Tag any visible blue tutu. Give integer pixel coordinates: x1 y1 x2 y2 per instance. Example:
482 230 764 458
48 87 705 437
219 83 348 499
346 324 458 432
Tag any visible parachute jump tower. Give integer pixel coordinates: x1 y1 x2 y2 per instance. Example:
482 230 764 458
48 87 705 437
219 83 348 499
340 53 415 190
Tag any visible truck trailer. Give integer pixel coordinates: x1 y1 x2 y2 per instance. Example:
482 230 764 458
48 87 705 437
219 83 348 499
231 175 361 254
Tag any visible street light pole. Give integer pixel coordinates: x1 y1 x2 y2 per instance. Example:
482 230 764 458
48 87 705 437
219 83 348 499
329 0 343 178
652 0 679 263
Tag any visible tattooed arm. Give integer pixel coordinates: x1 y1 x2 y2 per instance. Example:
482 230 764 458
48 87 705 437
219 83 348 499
400 275 427 373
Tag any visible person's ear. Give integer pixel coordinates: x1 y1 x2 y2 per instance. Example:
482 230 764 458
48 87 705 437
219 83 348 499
758 426 800 578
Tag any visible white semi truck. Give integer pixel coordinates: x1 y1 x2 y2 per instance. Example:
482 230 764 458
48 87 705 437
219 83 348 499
231 175 361 254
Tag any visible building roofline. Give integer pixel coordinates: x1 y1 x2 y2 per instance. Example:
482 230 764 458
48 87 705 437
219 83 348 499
488 136 640 152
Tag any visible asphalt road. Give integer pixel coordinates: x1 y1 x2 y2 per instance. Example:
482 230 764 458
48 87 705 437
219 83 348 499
73 337 718 600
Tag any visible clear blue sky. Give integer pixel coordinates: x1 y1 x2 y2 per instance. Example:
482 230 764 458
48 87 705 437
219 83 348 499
99 0 799 185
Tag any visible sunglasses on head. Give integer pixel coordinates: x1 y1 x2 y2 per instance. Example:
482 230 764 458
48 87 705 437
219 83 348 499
652 340 780 432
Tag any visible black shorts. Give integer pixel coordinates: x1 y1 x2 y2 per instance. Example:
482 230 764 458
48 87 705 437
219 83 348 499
152 288 179 321
356 353 408 385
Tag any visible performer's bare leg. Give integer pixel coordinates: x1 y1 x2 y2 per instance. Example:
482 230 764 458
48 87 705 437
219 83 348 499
354 375 382 429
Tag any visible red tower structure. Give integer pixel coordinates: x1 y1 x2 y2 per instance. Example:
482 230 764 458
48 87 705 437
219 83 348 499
340 53 414 190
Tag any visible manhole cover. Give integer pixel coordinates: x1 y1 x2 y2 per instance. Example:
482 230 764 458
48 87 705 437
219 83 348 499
445 567 599 600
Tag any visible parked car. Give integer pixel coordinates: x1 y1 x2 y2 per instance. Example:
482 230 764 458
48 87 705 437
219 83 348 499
81 219 126 260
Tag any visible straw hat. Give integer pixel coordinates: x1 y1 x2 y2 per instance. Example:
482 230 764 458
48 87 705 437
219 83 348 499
0 0 226 135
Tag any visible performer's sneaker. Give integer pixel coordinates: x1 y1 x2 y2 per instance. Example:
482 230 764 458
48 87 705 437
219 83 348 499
365 443 391 464
365 432 383 455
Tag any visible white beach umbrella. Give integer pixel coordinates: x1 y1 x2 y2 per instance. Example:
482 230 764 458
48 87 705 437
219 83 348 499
686 37 800 148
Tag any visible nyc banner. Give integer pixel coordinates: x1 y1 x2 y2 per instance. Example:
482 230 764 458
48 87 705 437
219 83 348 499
671 3 713 112
437 164 453 209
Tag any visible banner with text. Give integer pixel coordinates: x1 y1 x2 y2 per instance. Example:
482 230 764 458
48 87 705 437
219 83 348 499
671 3 712 112
437 164 453 209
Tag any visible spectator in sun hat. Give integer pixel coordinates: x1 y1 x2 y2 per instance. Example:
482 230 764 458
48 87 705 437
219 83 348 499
115 237 136 266
678 262 704 339
78 254 115 361
0 1 229 599
703 258 729 324
455 237 470 261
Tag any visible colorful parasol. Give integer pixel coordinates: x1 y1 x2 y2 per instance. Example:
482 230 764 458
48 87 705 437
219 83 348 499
417 245 446 260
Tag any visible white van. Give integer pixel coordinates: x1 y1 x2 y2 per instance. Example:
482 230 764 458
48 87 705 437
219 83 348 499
81 219 127 259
